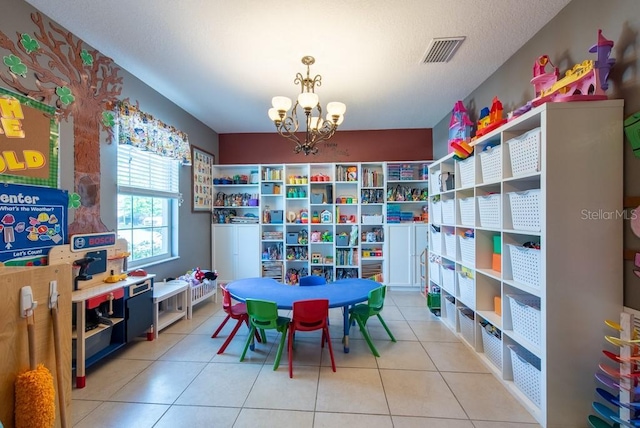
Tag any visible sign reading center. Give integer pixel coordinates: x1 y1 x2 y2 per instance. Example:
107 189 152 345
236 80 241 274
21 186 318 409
71 232 117 252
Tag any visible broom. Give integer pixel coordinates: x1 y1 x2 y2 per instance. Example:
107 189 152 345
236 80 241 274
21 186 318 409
15 286 55 428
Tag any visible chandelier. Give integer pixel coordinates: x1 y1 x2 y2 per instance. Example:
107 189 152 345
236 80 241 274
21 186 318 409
268 56 346 155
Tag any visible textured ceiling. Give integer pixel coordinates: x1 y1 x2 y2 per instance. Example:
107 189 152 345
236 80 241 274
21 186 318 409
25 0 571 134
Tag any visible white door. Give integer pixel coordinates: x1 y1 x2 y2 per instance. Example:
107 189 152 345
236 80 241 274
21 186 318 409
212 225 235 283
235 224 260 279
385 224 413 287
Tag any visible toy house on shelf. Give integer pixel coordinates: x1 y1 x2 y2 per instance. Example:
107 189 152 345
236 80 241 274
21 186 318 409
475 96 507 138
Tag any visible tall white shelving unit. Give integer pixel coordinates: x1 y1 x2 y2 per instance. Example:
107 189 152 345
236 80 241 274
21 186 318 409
211 161 431 286
428 100 624 427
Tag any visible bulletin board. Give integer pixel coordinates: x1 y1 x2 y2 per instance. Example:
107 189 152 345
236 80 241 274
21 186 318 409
0 87 59 188
191 145 214 212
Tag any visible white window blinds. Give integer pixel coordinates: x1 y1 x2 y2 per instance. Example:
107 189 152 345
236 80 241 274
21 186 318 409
117 145 180 198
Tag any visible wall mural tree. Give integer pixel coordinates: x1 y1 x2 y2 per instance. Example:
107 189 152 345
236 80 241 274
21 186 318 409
0 12 122 236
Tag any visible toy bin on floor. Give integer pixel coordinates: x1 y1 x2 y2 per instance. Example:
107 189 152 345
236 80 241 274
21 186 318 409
458 307 475 345
444 296 456 327
481 325 502 369
508 344 541 406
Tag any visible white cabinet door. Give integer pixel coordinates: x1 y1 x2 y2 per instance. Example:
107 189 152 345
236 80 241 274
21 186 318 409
386 224 413 287
212 225 235 283
212 224 260 282
235 224 260 279
412 224 429 286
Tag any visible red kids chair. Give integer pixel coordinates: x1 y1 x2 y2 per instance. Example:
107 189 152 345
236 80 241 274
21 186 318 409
212 284 261 354
287 298 336 378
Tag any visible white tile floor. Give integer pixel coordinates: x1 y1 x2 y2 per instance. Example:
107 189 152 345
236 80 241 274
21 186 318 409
71 290 540 427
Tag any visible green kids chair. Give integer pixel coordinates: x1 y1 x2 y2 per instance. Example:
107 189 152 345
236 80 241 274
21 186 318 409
240 299 290 370
348 285 396 357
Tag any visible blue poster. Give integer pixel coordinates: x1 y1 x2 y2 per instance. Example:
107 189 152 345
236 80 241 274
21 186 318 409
0 183 68 266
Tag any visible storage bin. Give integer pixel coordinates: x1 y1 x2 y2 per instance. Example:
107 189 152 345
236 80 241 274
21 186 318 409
458 157 475 188
507 244 541 287
479 145 501 183
458 196 475 226
286 232 300 245
271 210 283 224
429 260 440 285
444 296 456 327
440 264 456 294
457 272 475 308
458 308 475 345
430 226 442 254
444 232 456 259
261 183 275 194
310 192 324 204
493 235 501 254
507 294 541 347
494 296 502 315
458 235 475 266
431 200 442 224
427 293 441 311
508 190 541 232
508 344 541 406
477 194 501 228
362 214 383 224
492 253 502 272
507 127 541 176
481 325 502 369
336 234 349 246
441 199 455 224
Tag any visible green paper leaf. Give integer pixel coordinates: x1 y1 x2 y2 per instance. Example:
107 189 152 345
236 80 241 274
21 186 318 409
102 111 115 127
20 33 39 54
68 193 81 209
80 49 93 66
3 54 27 77
56 86 75 105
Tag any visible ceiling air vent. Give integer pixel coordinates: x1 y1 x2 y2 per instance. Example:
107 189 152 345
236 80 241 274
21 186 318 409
422 36 466 64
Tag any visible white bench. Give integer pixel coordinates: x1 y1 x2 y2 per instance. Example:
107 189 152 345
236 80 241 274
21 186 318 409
152 280 190 339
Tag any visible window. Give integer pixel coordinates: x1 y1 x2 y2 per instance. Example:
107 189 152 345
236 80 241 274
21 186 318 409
117 145 180 266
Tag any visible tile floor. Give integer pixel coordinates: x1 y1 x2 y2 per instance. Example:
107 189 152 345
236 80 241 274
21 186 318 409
71 290 540 427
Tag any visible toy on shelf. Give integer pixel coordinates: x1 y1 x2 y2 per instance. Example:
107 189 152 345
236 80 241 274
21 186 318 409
530 29 615 108
475 96 507 138
448 101 474 158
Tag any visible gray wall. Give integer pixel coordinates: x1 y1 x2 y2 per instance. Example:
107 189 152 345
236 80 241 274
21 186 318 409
1 1 219 281
432 0 640 309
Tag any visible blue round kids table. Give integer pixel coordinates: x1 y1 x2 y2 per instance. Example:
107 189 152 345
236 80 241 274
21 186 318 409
225 277 381 352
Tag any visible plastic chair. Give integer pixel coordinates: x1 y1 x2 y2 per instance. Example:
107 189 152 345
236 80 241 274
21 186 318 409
211 285 261 354
299 275 327 286
240 299 290 370
288 299 336 378
348 285 396 357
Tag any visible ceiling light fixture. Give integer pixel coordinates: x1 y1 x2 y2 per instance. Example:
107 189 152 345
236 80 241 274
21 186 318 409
268 56 346 155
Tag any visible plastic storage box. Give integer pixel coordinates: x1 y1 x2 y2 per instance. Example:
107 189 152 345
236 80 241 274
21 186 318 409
507 294 541 347
508 344 541 406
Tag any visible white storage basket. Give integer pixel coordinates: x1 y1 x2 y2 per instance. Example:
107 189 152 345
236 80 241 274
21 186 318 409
430 227 442 254
458 235 475 267
429 260 441 285
444 296 456 327
457 272 475 308
458 157 475 188
508 345 541 406
441 199 455 224
481 326 502 369
508 190 541 232
507 128 541 176
479 145 501 183
458 197 475 226
507 294 541 347
507 244 541 288
477 194 501 229
431 200 442 224
458 308 475 344
440 264 456 294
444 231 456 259
430 172 441 194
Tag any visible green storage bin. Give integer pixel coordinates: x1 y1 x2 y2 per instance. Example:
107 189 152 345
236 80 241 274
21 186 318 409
493 235 501 254
427 292 441 310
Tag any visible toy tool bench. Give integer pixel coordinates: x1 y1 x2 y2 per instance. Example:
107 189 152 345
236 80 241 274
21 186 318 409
49 238 155 388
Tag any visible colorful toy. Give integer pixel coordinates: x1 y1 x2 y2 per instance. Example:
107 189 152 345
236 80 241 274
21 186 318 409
448 101 473 157
530 29 614 107
475 96 507 138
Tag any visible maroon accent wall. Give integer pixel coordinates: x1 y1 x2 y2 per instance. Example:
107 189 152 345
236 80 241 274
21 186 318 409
219 129 433 164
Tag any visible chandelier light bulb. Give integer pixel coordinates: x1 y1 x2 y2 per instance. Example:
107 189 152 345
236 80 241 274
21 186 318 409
327 113 344 126
298 92 319 110
310 116 322 130
327 102 346 116
272 96 292 112
268 108 281 122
